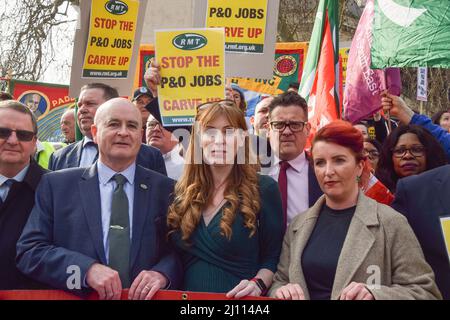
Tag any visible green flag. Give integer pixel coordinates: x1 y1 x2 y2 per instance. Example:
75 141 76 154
371 0 450 68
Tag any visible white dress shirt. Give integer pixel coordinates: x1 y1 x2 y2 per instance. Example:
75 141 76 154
0 165 29 202
79 137 98 168
163 144 185 180
267 152 310 224
97 161 135 263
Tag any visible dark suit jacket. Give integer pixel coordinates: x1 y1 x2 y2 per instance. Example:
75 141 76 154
307 163 323 207
48 140 167 176
0 160 47 289
16 164 181 295
392 165 450 299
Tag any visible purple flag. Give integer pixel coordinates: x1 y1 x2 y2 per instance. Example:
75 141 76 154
343 0 401 124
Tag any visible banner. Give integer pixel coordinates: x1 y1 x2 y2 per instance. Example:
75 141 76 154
155 28 225 126
417 67 428 102
371 0 450 68
0 289 274 301
206 0 268 54
9 80 75 142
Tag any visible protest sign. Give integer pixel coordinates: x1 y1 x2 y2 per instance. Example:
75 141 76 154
70 0 148 97
206 0 268 54
194 0 280 79
155 28 225 126
82 0 139 79
440 217 450 264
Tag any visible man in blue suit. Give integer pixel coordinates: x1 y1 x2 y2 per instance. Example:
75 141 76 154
392 165 450 299
48 83 167 176
17 98 181 300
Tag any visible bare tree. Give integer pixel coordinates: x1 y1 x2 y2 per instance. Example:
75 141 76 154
0 0 78 81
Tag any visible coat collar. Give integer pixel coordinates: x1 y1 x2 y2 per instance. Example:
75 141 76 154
289 192 379 300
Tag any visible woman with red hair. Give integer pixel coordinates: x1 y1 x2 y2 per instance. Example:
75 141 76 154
269 120 441 300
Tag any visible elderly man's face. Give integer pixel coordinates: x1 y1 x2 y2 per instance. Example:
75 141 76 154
93 99 142 169
27 94 41 112
0 108 36 175
133 95 152 126
60 110 75 143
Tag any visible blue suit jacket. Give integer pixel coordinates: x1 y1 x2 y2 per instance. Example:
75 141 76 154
392 165 450 299
48 140 167 176
16 164 181 294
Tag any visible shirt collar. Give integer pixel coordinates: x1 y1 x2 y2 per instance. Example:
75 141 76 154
97 160 136 186
274 151 307 172
163 144 181 160
0 164 30 185
82 136 94 148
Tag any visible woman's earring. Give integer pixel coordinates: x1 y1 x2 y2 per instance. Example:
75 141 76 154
356 175 361 183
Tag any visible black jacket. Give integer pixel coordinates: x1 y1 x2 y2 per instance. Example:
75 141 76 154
0 160 48 289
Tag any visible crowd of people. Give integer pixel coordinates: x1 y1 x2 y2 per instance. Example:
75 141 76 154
0 61 449 300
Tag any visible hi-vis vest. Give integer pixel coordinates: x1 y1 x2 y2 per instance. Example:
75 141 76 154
35 141 66 169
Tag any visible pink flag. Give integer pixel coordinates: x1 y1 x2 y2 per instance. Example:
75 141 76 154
343 0 401 124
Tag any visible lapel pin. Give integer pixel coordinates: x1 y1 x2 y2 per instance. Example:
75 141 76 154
140 183 148 190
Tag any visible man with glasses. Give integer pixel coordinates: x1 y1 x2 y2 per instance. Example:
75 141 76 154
265 92 322 228
0 100 47 289
145 114 184 180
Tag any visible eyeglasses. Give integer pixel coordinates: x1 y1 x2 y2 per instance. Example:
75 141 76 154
0 127 35 142
363 149 379 158
269 121 307 132
146 121 163 131
392 145 425 158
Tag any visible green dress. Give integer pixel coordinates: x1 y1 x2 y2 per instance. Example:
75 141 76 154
171 175 284 293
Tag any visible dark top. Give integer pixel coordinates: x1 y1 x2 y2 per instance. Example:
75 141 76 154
302 204 356 300
392 165 450 299
0 160 48 290
171 175 284 293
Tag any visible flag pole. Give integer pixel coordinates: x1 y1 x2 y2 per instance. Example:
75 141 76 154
383 70 392 134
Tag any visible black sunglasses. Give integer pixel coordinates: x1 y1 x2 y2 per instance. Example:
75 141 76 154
0 127 35 142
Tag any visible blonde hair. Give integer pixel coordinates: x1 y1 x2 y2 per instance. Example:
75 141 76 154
167 101 260 242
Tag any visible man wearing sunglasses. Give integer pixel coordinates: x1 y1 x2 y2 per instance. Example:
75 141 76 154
48 83 167 176
266 92 323 229
0 100 47 289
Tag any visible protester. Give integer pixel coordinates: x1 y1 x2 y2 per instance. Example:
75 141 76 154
167 100 283 297
146 114 184 180
431 110 450 132
60 107 76 144
48 83 167 175
353 122 369 141
0 101 47 289
250 96 273 136
231 85 247 113
132 86 153 142
376 125 448 193
381 92 450 159
17 98 181 299
363 139 381 172
266 91 322 227
269 120 442 300
392 164 450 299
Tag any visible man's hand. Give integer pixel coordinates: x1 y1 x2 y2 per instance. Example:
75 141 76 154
381 91 414 124
144 59 161 98
86 263 122 300
128 270 168 300
340 282 374 300
274 283 305 300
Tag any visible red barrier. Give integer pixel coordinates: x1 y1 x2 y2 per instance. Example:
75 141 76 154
0 289 275 300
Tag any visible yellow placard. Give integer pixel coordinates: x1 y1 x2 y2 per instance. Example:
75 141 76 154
82 0 139 78
339 47 350 87
206 0 268 54
155 28 225 126
440 217 450 264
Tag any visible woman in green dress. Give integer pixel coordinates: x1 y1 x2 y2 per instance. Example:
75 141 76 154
167 100 283 298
